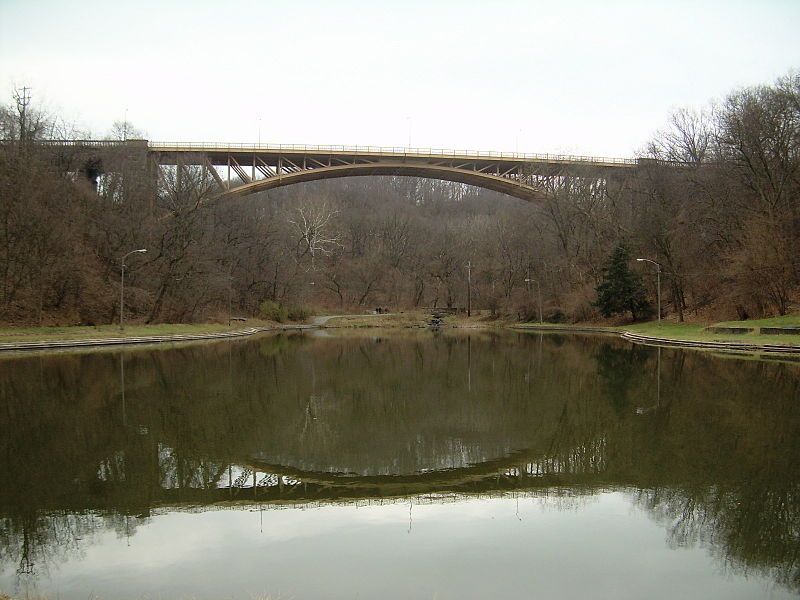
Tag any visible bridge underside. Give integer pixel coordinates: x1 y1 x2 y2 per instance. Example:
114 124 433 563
220 162 548 202
25 141 637 204
150 145 633 204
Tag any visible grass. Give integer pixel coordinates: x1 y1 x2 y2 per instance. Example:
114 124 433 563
624 315 800 345
0 322 259 344
713 314 800 328
596 317 800 346
515 314 800 347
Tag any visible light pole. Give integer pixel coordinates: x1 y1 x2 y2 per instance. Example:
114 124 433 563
636 258 661 325
524 270 543 324
228 276 233 327
466 260 472 317
120 248 146 330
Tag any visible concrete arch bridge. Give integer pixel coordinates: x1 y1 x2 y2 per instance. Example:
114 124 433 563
39 140 641 203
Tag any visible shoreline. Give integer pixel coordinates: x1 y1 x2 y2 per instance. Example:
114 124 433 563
0 316 798 355
0 323 313 352
511 323 800 355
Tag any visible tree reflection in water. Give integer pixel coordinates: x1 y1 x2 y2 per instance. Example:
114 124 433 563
0 331 798 592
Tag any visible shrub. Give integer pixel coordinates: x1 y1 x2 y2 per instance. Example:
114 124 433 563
516 301 540 322
544 307 567 323
564 284 601 323
259 300 288 323
287 305 314 321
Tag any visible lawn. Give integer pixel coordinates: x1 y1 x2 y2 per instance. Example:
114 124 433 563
620 317 800 346
516 315 800 347
0 323 250 343
713 314 800 328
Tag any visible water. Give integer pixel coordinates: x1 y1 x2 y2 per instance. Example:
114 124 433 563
0 330 798 599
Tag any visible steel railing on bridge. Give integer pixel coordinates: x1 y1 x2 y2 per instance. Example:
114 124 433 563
26 139 639 166
148 141 639 165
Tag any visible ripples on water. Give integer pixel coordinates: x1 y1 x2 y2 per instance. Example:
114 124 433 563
0 330 798 599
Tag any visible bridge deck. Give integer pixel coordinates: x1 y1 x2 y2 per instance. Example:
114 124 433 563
33 139 638 169
149 142 637 169
25 139 643 201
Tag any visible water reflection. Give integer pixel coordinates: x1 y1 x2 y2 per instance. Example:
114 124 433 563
0 331 798 596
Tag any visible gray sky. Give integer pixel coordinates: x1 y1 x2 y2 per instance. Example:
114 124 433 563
1 0 798 157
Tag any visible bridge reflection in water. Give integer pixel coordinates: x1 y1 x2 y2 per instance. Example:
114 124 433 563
0 331 798 594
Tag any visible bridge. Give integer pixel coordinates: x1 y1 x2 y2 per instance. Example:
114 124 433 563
34 139 641 203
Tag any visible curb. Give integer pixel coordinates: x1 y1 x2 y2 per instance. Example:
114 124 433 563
619 331 800 354
0 324 313 353
511 324 800 354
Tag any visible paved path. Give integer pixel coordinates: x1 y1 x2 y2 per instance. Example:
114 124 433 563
311 314 387 327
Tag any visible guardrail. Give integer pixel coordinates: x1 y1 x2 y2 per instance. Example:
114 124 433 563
149 142 639 165
21 139 638 165
29 139 146 147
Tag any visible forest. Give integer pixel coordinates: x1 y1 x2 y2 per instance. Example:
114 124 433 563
0 71 797 326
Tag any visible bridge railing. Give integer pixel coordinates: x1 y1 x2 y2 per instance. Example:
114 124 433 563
148 142 638 165
29 139 148 147
23 139 638 165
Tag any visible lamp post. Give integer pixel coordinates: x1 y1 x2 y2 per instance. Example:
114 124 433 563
636 258 661 325
466 260 472 317
120 248 146 330
524 269 543 324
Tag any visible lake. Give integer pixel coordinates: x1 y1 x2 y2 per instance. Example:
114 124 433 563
0 330 797 599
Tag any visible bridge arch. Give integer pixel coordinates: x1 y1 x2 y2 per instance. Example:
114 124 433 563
27 141 638 204
147 143 636 205
219 161 548 203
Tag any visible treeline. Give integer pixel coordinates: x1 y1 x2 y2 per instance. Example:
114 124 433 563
0 71 797 325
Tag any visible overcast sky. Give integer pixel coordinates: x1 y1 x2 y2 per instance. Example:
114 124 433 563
1 0 798 157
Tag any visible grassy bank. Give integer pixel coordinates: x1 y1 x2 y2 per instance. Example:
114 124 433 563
622 320 799 346
515 315 800 347
2 313 798 348
0 322 263 344
712 315 800 328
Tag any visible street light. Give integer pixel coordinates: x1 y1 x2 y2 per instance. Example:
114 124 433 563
636 258 661 325
228 274 233 327
120 248 146 330
524 268 543 324
466 261 472 317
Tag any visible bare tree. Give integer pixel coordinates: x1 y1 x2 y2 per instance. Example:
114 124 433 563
288 199 342 266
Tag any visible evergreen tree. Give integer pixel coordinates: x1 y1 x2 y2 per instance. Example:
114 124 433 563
594 244 651 321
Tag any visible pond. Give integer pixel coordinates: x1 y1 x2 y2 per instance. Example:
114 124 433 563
0 330 798 599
